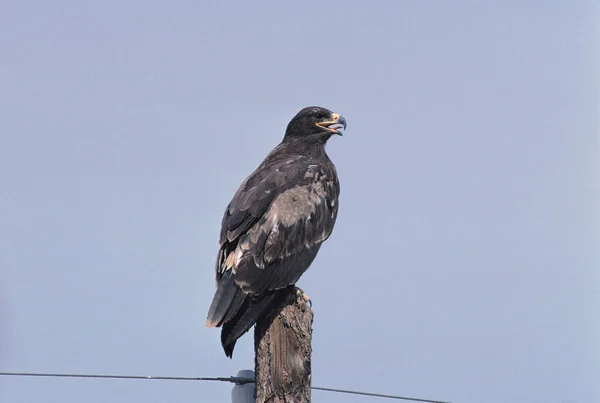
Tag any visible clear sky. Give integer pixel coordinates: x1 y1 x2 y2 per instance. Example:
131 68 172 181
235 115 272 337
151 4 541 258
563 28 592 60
1 1 598 402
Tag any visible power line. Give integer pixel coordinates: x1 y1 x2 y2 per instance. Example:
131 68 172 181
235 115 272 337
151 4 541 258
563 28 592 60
0 372 451 403
0 372 252 384
312 386 451 403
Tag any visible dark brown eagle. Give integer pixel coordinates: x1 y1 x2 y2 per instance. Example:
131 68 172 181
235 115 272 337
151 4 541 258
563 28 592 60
206 106 346 357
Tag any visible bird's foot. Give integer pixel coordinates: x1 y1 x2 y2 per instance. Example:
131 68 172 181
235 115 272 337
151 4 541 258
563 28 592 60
295 287 312 307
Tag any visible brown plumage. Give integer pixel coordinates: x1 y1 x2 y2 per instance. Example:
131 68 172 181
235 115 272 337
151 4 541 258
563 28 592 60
206 106 346 357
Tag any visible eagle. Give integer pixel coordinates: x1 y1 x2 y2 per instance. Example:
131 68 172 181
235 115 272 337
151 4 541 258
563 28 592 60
206 106 346 357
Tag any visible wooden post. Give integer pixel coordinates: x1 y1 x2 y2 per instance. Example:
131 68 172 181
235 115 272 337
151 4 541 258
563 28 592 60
254 287 313 403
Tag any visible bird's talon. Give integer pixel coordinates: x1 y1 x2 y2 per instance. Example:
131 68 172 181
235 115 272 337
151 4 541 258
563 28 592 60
296 288 312 307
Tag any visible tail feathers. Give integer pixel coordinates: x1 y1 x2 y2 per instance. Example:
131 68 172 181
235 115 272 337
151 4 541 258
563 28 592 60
221 293 278 358
222 286 247 324
206 271 240 328
207 271 290 358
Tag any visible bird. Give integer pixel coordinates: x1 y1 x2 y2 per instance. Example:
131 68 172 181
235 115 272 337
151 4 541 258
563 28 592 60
206 106 346 358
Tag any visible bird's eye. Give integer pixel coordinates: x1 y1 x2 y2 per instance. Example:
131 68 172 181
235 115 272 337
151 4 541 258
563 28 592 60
315 112 324 119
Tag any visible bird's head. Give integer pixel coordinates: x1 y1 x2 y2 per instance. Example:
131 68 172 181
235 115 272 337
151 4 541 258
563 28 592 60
285 106 347 140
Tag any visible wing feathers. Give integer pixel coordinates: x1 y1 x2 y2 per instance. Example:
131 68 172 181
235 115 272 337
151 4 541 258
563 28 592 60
209 153 339 357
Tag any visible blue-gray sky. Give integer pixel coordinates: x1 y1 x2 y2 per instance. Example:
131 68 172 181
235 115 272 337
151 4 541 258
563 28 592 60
1 1 598 402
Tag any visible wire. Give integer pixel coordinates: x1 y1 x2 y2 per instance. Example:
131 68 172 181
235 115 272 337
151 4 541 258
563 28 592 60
312 385 451 403
0 372 252 384
0 372 450 403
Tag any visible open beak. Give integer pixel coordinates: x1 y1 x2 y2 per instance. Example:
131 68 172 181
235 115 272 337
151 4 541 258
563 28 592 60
316 112 347 136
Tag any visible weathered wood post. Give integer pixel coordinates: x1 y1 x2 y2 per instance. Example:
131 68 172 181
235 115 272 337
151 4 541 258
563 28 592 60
254 287 313 403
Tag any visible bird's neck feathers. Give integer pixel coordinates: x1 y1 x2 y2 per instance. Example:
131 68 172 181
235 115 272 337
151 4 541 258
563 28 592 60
280 132 331 158
283 131 331 146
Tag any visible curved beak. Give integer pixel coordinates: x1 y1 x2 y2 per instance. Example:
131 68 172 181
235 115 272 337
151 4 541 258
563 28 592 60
316 112 347 136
